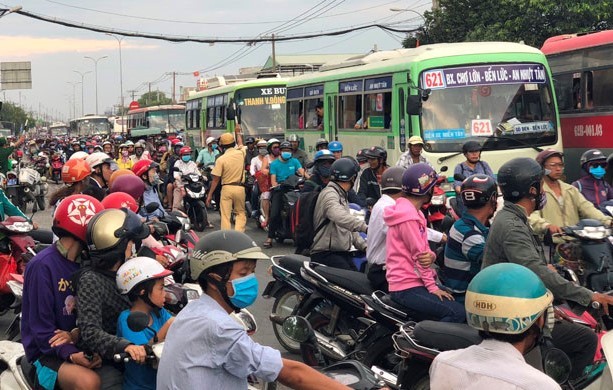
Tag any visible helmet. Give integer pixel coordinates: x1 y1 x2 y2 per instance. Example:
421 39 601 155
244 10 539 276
462 141 482 154
190 230 269 280
205 136 216 146
314 149 335 163
28 140 36 146
267 138 280 152
256 139 267 148
132 159 158 177
580 149 606 168
381 167 405 192
330 157 360 182
408 136 424 146
173 142 184 149
101 192 139 213
245 136 256 144
85 152 114 169
315 138 328 149
116 256 172 295
356 148 369 164
52 194 104 243
219 133 235 146
287 134 299 142
134 140 146 149
61 159 91 184
124 140 134 147
279 141 292 150
15 150 23 158
466 263 553 334
461 174 498 209
87 208 150 253
179 146 192 156
365 146 387 161
170 138 182 146
535 149 563 167
402 163 438 196
69 151 89 160
328 141 343 152
71 139 80 146
110 174 146 201
108 169 136 188
498 158 544 202
102 141 112 147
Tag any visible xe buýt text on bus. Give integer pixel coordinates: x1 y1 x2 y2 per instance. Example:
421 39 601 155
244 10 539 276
285 42 562 174
185 76 287 148
541 30 613 181
69 115 112 138
126 105 185 138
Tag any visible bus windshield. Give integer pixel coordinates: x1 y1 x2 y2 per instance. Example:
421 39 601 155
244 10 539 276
420 63 558 152
50 126 69 137
75 118 111 136
148 109 184 132
235 86 286 136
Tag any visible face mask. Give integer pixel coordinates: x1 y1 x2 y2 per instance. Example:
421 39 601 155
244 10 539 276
150 173 161 184
182 155 191 162
535 191 547 210
258 148 267 156
135 149 143 156
211 144 218 150
229 273 258 308
122 150 129 157
281 152 292 160
318 165 331 178
589 166 606 180
271 149 280 157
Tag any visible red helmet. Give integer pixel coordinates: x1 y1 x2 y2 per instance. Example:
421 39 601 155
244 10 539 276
132 159 158 177
62 158 92 184
53 194 104 242
179 146 192 156
110 174 145 200
16 150 23 158
171 139 181 146
101 192 139 213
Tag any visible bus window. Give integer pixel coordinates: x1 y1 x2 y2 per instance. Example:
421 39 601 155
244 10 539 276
553 73 578 112
207 107 215 128
288 100 302 129
589 68 613 108
215 106 225 128
304 99 321 129
364 92 391 129
338 95 362 129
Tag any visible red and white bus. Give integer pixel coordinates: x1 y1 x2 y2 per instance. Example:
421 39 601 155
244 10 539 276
542 30 613 180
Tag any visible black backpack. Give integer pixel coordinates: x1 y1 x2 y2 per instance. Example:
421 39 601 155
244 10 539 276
293 181 329 255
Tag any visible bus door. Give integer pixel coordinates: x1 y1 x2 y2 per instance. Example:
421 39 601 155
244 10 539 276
396 83 409 154
324 92 337 141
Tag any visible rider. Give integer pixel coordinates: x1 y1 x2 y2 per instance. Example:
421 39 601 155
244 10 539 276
302 149 335 193
314 138 328 152
453 141 495 193
395 136 432 169
571 149 613 208
156 230 347 390
116 143 133 170
328 140 343 160
244 136 258 170
132 159 165 219
483 157 607 379
84 152 117 201
171 146 200 212
358 146 388 205
22 195 105 390
102 141 114 158
528 149 611 236
131 140 149 162
430 263 560 389
287 134 310 169
49 158 93 208
162 139 183 210
196 136 219 168
310 157 367 270
385 163 465 323
440 174 497 300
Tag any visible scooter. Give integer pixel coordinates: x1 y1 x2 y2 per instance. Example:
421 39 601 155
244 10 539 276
270 175 301 244
181 173 209 232
49 153 63 184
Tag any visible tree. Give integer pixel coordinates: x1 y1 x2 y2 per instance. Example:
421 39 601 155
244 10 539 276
0 101 35 134
137 91 172 107
403 0 613 48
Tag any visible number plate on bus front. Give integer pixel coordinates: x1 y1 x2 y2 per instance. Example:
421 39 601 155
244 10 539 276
471 119 493 136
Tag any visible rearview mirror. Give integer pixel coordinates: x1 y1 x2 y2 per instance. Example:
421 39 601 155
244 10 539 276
440 166 448 173
543 348 571 384
282 316 313 343
127 311 150 333
226 100 236 121
406 95 422 116
453 173 466 182
145 202 160 214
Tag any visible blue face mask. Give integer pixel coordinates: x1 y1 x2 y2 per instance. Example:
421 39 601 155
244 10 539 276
182 155 191 162
281 152 292 160
589 166 606 180
229 273 258 308
211 144 218 150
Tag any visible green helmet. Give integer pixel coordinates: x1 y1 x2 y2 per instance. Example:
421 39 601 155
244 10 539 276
466 263 553 335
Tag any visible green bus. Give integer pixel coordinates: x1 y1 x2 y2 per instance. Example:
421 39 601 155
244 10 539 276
185 76 287 147
286 42 562 173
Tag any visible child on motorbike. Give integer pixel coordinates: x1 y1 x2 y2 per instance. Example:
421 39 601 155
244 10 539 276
116 256 175 390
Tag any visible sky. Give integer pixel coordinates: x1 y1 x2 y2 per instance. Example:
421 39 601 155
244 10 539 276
0 0 431 122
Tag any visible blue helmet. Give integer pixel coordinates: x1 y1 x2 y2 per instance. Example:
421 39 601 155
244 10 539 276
314 149 335 163
328 141 343 152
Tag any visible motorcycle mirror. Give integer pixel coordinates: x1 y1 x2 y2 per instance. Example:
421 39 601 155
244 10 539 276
439 166 448 173
127 311 151 333
282 316 313 343
543 347 571 384
453 173 466 182
145 202 160 214
231 309 258 335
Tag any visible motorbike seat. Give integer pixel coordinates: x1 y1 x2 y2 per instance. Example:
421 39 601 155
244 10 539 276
314 265 374 295
279 255 309 275
413 320 481 352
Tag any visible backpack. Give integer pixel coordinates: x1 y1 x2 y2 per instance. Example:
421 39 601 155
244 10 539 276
293 181 329 255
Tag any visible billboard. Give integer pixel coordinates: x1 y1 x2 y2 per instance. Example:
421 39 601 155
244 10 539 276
1 61 32 90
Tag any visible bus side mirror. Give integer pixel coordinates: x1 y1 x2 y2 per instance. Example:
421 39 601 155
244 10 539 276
226 102 236 121
407 95 422 116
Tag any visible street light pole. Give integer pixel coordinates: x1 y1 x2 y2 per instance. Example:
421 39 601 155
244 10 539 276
84 55 108 115
106 33 125 132
73 70 91 117
66 81 81 119
389 8 426 24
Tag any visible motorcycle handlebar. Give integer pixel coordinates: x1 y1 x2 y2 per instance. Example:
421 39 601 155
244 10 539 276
113 352 157 364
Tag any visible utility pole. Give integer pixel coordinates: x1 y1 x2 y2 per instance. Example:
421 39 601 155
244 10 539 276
172 72 176 104
271 33 277 72
127 90 137 103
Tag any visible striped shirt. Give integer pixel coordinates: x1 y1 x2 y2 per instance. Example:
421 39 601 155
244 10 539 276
440 213 489 294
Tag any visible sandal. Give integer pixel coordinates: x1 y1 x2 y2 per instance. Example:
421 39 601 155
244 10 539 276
262 240 273 249
206 223 214 229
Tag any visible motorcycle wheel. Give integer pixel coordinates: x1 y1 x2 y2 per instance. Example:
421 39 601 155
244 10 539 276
190 203 206 232
36 195 46 211
271 288 303 354
398 360 430 390
359 335 402 381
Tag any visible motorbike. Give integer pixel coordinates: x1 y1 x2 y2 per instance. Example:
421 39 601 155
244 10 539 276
144 203 199 254
181 173 209 232
31 154 49 179
4 275 23 342
49 153 63 184
270 175 301 244
17 168 47 213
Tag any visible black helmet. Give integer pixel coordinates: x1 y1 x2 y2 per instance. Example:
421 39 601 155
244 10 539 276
381 167 405 192
498 158 544 202
365 146 387 161
461 174 498 209
462 141 482 154
245 136 256 145
279 141 292 150
580 149 606 168
356 148 369 164
330 157 359 182
315 138 328 149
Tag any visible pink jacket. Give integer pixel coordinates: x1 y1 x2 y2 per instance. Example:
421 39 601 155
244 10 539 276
384 197 438 293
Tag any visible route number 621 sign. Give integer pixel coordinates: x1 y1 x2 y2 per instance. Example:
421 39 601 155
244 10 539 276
471 119 493 136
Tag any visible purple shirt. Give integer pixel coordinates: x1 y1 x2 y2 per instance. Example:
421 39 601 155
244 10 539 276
572 176 613 208
22 244 80 362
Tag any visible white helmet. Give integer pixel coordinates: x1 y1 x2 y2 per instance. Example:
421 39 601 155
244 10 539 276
205 136 216 146
124 140 135 147
69 151 89 160
256 139 267 147
85 152 114 169
267 138 280 146
116 256 173 295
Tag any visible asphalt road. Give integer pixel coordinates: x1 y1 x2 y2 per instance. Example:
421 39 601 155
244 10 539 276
0 183 299 364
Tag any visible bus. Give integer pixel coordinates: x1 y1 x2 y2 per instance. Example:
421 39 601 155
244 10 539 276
69 115 112 138
286 42 562 175
541 30 613 181
185 76 287 148
48 122 69 138
126 105 185 137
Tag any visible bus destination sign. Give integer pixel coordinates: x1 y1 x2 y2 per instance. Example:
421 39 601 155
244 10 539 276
422 64 547 90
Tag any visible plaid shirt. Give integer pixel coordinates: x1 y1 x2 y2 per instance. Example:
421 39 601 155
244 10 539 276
395 151 432 169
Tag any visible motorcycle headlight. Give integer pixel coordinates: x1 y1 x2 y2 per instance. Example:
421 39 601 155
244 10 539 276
431 195 445 206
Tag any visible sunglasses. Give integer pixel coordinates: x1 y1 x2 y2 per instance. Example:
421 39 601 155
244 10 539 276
590 162 607 169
